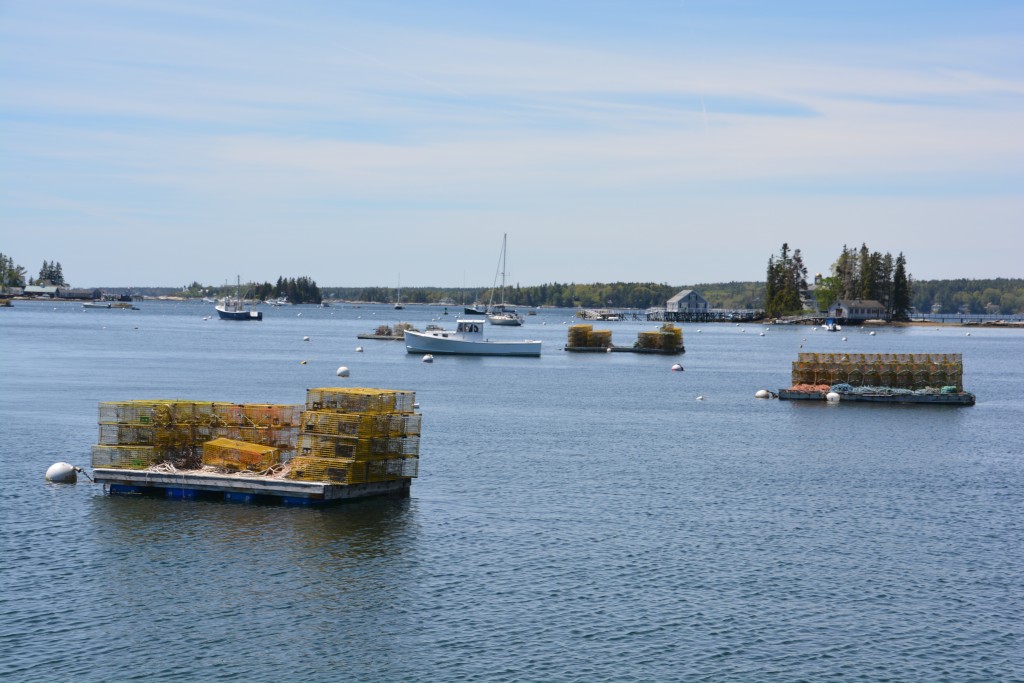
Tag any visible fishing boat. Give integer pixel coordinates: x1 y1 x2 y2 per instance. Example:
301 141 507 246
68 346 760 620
82 301 112 309
487 234 524 326
404 319 541 356
216 277 263 321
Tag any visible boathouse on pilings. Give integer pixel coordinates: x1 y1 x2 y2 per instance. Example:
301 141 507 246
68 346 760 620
666 289 710 314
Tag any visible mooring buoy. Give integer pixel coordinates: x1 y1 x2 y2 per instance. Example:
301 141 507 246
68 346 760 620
45 462 78 483
336 366 350 377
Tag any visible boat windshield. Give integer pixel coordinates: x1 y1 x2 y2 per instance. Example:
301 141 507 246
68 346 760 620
457 321 483 334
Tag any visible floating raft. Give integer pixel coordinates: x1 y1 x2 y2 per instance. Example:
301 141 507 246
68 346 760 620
90 388 421 505
564 345 684 354
778 388 976 405
564 323 684 355
357 323 417 340
92 468 410 505
779 352 975 406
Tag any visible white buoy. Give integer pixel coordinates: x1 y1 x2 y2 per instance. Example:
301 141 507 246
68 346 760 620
697 329 702 333
45 462 78 483
671 364 683 372
869 331 876 336
842 337 847 341
355 346 363 352
422 354 434 363
755 389 770 399
303 336 310 342
336 366 349 377
297 312 302 317
606 347 612 353
759 332 765 336
696 395 705 401
966 332 971 337
826 392 840 402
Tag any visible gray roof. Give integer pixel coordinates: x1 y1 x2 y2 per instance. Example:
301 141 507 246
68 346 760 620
667 289 705 304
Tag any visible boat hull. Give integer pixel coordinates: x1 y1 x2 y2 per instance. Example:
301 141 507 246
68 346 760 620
216 307 262 321
404 330 540 356
488 315 523 326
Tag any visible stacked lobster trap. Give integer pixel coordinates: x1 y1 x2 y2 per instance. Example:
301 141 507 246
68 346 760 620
289 388 420 485
91 388 421 485
790 353 964 391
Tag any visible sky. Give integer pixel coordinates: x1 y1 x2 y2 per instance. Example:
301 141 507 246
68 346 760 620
1 1 1022 288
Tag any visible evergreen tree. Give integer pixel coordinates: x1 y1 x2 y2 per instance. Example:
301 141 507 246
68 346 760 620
891 253 911 321
764 243 806 317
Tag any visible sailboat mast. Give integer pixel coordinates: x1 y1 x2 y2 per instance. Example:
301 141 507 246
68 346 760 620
501 233 507 306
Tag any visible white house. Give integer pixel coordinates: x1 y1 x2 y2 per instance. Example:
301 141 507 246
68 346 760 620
827 299 889 322
666 289 709 313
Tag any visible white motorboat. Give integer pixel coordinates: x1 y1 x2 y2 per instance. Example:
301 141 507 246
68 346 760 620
404 319 541 356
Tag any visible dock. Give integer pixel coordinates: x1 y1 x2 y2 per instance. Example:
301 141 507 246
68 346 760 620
93 468 410 505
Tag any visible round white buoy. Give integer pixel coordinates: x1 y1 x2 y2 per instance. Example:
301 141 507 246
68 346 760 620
697 329 702 333
45 462 78 483
842 337 848 341
696 395 705 401
303 336 310 342
759 332 765 336
336 366 349 377
606 347 612 353
422 354 434 363
671 364 684 372
869 331 876 336
755 389 770 399
826 392 840 402
355 346 363 352
966 332 971 337
297 312 302 317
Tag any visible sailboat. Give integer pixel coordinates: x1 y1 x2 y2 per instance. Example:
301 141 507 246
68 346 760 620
487 234 524 326
215 276 263 321
394 275 404 310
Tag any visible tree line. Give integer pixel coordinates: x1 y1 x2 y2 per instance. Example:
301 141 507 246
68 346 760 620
181 276 323 304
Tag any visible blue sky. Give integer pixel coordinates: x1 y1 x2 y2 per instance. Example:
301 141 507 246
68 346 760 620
2 1 1021 287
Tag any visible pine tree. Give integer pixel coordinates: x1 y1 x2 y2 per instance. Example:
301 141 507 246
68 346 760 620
891 253 911 321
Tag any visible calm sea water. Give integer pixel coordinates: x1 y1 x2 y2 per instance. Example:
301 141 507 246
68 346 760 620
1 300 1021 682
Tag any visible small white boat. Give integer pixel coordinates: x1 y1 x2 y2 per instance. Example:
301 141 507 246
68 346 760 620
82 302 112 309
486 234 523 326
487 305 524 326
404 319 541 356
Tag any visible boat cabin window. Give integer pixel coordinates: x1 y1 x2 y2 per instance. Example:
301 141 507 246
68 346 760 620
457 322 482 333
